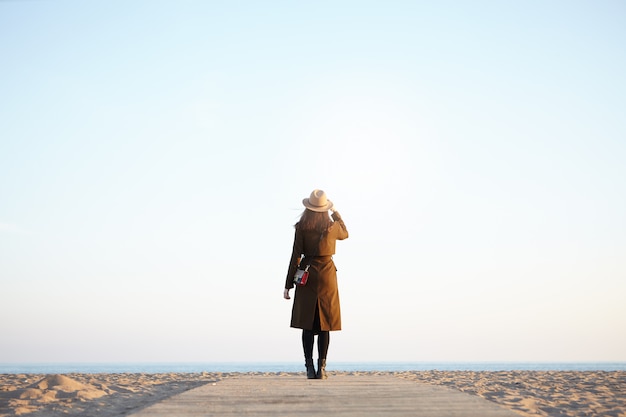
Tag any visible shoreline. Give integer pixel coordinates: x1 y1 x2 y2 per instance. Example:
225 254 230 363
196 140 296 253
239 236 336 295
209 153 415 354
1 371 624 417
2 362 625 374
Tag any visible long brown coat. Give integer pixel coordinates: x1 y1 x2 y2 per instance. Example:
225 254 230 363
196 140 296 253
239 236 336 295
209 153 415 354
285 212 348 331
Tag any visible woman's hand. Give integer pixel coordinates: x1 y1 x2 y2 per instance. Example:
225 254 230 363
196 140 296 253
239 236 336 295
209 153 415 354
283 288 291 299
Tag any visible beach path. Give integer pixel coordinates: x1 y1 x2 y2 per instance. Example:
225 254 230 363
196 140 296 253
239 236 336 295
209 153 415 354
129 373 520 416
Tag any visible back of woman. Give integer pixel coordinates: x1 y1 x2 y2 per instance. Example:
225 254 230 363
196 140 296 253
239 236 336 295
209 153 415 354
283 189 348 379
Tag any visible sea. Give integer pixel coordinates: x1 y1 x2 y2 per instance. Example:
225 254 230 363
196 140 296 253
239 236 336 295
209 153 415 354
1 362 625 374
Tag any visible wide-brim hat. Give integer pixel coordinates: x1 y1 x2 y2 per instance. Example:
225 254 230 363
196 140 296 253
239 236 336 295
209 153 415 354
303 189 334 212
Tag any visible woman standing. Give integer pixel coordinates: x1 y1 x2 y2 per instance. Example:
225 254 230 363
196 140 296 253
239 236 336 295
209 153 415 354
284 189 349 379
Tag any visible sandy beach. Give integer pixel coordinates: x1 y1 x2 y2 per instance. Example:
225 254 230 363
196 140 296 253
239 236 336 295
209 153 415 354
1 371 624 417
397 371 626 417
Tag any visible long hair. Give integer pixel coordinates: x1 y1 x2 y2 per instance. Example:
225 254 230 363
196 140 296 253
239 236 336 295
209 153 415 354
295 209 332 233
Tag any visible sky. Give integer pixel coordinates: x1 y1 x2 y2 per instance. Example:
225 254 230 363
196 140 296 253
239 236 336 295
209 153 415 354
1 0 625 364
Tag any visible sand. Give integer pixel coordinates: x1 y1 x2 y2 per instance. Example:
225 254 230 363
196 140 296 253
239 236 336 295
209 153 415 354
0 371 624 417
0 372 217 417
396 371 626 417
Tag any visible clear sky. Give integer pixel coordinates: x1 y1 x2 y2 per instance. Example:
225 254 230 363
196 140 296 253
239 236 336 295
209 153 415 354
1 1 625 364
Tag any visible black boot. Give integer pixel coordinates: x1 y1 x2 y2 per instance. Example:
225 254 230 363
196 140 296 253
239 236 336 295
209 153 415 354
316 359 327 380
305 358 316 379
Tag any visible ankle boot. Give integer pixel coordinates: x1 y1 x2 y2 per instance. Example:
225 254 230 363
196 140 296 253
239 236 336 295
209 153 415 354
316 359 327 379
305 358 316 379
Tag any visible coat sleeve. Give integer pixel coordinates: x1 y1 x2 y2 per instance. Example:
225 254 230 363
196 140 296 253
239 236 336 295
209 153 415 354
331 211 349 240
285 228 304 289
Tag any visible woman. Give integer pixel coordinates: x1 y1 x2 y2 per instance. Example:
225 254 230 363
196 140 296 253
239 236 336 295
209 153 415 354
284 189 349 379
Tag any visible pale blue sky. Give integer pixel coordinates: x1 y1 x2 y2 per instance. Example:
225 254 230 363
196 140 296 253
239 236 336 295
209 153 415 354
1 1 625 363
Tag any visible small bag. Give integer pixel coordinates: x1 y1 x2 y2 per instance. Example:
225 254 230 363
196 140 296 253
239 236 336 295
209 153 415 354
293 264 310 286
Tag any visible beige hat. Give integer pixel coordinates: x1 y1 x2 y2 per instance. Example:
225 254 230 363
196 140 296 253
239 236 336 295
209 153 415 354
303 189 334 212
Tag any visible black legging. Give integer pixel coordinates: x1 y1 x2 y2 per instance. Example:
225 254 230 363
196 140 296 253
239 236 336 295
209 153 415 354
302 330 329 360
302 304 330 360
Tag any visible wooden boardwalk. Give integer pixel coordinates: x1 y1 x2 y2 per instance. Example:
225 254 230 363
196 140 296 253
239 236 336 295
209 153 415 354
130 374 520 416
